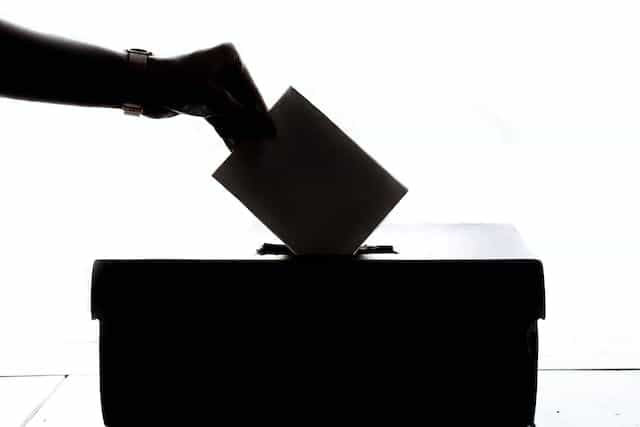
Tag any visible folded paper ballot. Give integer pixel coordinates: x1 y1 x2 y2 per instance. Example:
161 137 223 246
213 87 407 255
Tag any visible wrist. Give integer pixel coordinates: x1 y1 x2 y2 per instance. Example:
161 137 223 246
145 56 178 109
120 49 151 115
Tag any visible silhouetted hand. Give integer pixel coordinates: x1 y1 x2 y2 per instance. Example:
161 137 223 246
0 19 272 150
146 43 274 150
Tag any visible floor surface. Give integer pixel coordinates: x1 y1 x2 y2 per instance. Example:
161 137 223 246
2 371 639 426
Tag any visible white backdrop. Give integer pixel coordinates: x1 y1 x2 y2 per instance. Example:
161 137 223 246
2 0 640 370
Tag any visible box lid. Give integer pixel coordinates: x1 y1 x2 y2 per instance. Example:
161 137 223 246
91 223 544 321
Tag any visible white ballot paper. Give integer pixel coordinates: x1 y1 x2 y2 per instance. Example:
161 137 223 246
213 87 407 255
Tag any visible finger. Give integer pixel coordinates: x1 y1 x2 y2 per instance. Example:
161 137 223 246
167 83 244 118
211 44 269 114
205 115 237 150
231 60 269 113
206 107 275 145
203 82 274 145
142 105 179 119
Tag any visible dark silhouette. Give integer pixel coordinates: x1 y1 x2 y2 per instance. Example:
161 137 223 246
2 20 544 427
0 19 273 150
92 224 545 426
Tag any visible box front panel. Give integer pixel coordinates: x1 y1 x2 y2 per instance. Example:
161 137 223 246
96 260 540 425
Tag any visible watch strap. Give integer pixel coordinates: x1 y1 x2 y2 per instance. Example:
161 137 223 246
123 48 152 116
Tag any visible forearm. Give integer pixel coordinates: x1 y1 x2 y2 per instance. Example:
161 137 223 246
0 19 137 109
0 20 272 141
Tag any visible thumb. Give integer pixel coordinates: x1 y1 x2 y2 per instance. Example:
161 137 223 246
206 110 275 151
205 87 275 150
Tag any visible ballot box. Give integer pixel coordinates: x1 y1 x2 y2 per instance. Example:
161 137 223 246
91 224 545 426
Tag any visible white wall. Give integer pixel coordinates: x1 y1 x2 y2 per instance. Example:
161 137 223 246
1 0 640 369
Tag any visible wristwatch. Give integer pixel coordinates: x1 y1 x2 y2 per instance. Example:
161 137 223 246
122 48 153 116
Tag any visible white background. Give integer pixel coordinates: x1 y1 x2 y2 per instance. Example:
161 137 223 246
1 0 640 370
